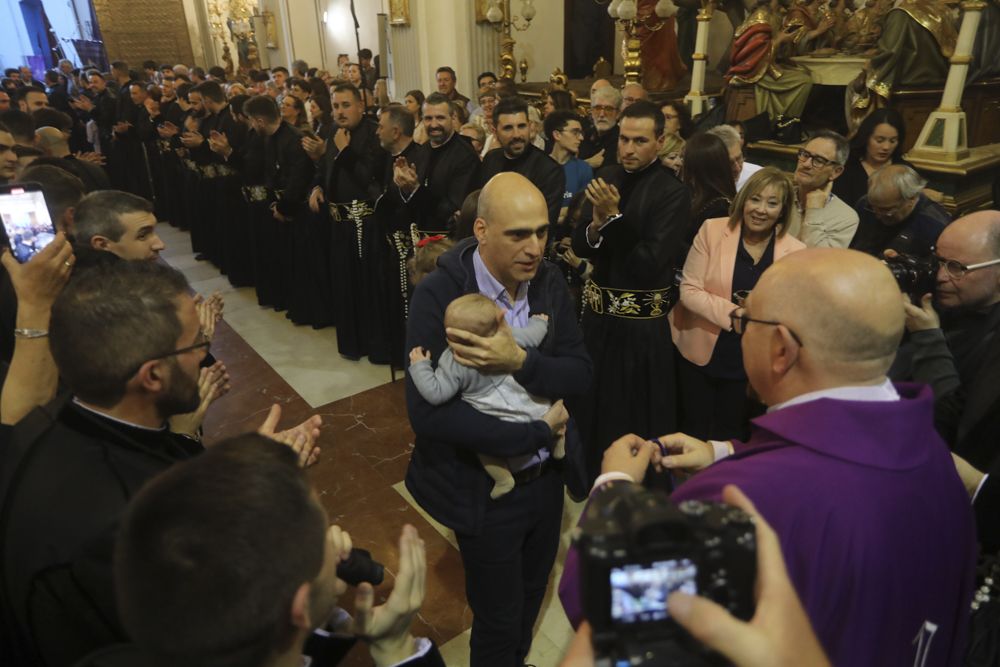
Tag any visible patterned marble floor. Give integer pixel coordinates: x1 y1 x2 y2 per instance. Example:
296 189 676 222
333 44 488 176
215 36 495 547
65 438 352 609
158 224 582 666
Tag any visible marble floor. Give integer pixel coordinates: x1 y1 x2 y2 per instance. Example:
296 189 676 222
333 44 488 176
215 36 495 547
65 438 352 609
158 224 582 666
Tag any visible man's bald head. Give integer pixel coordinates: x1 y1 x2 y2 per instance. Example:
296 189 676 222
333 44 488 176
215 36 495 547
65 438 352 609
934 210 1000 312
590 79 611 98
474 172 549 297
621 82 647 109
476 172 547 226
744 249 905 404
35 126 68 155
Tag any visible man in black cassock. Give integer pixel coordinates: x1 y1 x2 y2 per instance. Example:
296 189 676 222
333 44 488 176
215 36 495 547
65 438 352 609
374 105 421 368
183 81 245 273
571 100 689 483
309 83 385 359
394 92 479 238
478 96 564 226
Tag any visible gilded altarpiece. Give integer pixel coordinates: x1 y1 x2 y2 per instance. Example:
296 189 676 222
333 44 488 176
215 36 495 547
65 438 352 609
93 0 196 67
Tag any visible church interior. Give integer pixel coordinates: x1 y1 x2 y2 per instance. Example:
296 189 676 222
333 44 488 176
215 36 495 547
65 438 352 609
2 0 1000 665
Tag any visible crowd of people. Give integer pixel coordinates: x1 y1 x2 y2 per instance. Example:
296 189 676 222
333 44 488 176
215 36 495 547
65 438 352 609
0 49 997 667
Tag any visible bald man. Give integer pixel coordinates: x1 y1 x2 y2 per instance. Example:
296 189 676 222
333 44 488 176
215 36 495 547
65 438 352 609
620 82 647 110
562 248 976 666
892 210 1000 470
405 172 591 666
34 126 110 191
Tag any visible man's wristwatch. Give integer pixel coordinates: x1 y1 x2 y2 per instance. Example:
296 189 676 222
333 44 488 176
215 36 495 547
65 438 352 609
598 212 623 231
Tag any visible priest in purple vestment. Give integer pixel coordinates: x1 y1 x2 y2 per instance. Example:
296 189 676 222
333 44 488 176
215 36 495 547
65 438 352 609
558 248 977 667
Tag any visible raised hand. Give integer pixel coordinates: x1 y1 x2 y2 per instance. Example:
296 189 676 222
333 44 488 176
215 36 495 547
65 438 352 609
257 404 323 468
168 361 231 438
393 157 419 194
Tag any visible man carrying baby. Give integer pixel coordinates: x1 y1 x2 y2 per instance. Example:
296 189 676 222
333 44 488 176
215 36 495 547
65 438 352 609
404 172 592 666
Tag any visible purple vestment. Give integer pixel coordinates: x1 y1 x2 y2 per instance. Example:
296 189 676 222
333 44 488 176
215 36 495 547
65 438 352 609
559 383 976 667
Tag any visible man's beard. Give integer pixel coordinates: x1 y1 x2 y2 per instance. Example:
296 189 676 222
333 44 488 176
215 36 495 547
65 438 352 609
156 358 201 418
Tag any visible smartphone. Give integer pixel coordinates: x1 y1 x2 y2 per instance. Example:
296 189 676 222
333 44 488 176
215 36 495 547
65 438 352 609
0 183 56 263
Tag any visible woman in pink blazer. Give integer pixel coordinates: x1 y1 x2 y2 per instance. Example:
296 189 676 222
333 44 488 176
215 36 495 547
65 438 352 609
670 167 806 440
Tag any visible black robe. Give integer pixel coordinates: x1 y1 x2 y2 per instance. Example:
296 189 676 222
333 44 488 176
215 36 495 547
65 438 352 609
316 117 386 358
373 139 424 368
403 131 480 235
478 144 565 226
571 161 690 482
578 124 619 169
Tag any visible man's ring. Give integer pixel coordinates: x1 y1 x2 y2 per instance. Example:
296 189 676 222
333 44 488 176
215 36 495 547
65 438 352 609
64 260 72 267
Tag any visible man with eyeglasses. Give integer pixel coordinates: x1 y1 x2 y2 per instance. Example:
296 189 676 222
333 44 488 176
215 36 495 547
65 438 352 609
850 164 950 258
579 86 620 170
544 109 593 219
564 248 976 667
785 130 859 248
0 260 322 667
890 210 1000 471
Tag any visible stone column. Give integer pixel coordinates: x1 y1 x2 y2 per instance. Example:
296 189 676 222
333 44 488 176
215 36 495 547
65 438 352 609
684 0 714 117
908 0 986 161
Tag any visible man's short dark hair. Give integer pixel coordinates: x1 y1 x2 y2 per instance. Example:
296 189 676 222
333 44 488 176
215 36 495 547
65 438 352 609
50 261 190 406
32 108 72 132
424 92 452 109
271 66 289 76
175 82 193 102
492 95 528 127
288 77 309 92
382 104 415 137
18 164 84 223
291 59 309 75
358 48 373 60
0 110 34 143
436 66 457 80
477 71 497 87
619 99 665 138
543 109 581 144
249 70 269 83
332 83 362 102
86 70 104 81
243 95 280 123
16 87 47 104
115 435 327 667
193 80 225 104
142 60 157 71
191 66 206 79
3 68 17 78
44 69 61 85
207 65 227 81
228 94 250 118
73 189 154 245
810 129 850 166
110 61 129 75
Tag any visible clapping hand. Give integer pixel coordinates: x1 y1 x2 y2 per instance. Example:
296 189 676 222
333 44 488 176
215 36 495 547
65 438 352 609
207 130 231 156
180 129 204 148
157 121 180 139
113 121 132 135
302 135 327 161
585 178 620 221
70 96 94 112
393 157 419 194
193 291 224 341
257 403 323 467
74 150 106 165
353 525 427 667
168 361 231 438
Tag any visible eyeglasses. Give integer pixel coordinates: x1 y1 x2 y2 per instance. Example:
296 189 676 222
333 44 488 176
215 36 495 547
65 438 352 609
864 201 907 219
592 104 618 115
933 254 1000 280
796 148 839 169
730 310 804 346
126 329 211 379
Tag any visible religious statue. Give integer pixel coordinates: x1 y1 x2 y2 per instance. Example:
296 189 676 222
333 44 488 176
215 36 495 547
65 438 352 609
783 0 837 53
726 0 814 123
847 0 957 124
830 0 888 53
634 0 688 91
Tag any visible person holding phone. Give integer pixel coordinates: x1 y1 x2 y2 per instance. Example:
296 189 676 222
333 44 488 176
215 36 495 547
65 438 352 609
784 131 859 249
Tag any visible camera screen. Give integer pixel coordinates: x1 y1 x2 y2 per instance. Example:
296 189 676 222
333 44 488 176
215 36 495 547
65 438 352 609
610 558 698 624
0 187 56 263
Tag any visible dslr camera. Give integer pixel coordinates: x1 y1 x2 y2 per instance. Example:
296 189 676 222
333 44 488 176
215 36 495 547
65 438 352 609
577 483 756 666
885 253 937 300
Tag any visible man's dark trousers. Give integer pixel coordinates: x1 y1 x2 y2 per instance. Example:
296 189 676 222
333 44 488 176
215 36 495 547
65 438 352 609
455 467 563 666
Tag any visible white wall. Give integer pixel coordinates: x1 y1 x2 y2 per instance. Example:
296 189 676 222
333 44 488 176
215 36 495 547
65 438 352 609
319 0 385 69
512 3 564 82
